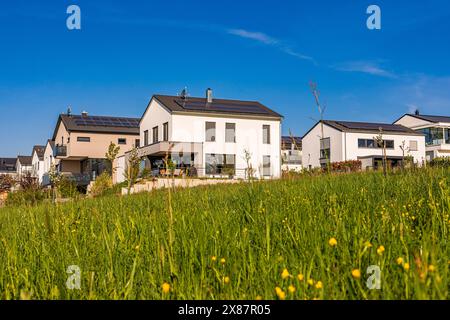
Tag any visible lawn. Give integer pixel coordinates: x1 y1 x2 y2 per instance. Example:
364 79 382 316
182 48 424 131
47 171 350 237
0 168 448 300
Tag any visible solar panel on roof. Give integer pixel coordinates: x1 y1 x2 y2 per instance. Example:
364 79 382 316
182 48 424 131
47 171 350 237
175 100 270 115
337 121 407 132
73 116 139 128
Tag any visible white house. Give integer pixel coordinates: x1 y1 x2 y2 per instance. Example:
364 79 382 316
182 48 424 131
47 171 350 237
31 145 45 184
302 120 426 170
0 158 17 177
132 89 283 180
16 156 33 178
42 139 55 186
393 113 450 161
281 136 302 172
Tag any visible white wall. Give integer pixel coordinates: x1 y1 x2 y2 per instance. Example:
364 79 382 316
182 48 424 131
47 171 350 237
139 99 172 145
302 123 343 169
31 152 45 184
43 142 54 174
171 114 281 178
344 132 425 164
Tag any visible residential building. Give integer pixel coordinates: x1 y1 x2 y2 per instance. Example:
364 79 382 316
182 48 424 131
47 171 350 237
133 89 283 179
0 158 17 177
48 112 140 187
302 120 426 170
31 145 45 184
281 136 302 172
393 113 450 161
16 156 33 178
42 140 55 186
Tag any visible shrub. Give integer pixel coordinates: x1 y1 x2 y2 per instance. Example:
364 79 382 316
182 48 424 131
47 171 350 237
0 174 15 192
330 160 362 173
58 176 80 198
430 157 450 168
89 172 113 197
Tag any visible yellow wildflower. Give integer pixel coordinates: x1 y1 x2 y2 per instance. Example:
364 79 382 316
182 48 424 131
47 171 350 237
315 281 323 289
220 258 226 265
162 282 170 294
281 268 290 280
275 287 285 300
255 295 263 300
351 269 361 279
428 265 435 272
364 241 373 248
307 279 314 286
211 256 217 262
297 273 304 281
328 237 337 247
403 263 410 271
377 245 385 256
396 257 404 265
224 276 230 284
288 285 296 293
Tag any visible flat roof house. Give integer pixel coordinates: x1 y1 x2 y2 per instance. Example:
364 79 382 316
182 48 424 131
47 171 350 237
31 145 45 184
49 112 140 187
281 136 302 172
393 113 450 161
135 89 283 179
302 120 426 170
0 158 17 176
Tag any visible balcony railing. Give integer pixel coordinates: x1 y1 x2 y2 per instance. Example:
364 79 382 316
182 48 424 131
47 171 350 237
54 145 67 157
61 172 92 185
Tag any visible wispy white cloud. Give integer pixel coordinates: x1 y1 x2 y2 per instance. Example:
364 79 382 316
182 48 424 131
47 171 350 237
334 61 397 78
227 29 279 45
227 28 316 64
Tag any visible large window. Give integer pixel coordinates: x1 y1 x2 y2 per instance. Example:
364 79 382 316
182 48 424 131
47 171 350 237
152 126 158 144
419 127 444 145
409 140 418 151
205 154 235 175
163 122 169 141
320 137 330 160
206 122 216 142
358 138 394 149
118 138 127 145
263 155 271 176
225 123 236 143
144 130 149 146
263 125 271 144
445 128 450 144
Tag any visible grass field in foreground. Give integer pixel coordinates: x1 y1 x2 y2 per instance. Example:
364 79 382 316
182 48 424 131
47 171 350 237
0 168 449 300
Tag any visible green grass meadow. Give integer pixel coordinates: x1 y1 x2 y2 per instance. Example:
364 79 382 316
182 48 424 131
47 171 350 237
0 168 449 300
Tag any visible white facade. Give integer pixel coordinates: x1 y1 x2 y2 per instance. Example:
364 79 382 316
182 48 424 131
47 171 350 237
139 97 282 179
41 140 55 186
394 114 450 160
16 159 32 178
31 151 45 184
302 121 426 169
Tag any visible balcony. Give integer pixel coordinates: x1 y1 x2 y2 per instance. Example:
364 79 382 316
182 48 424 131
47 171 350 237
54 145 68 157
61 172 92 186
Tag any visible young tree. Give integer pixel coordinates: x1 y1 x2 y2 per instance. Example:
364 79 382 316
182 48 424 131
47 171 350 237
124 147 141 195
374 128 387 176
105 142 120 175
243 149 255 181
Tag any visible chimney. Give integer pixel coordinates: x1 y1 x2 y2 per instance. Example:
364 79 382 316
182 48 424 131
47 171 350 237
206 88 213 103
414 109 420 116
81 111 88 117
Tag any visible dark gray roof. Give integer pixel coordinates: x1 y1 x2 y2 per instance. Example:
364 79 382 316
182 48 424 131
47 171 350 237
52 114 140 140
281 136 302 150
0 158 17 173
32 145 45 160
47 139 55 149
324 120 423 135
304 120 424 137
150 95 283 119
17 155 32 166
401 114 450 123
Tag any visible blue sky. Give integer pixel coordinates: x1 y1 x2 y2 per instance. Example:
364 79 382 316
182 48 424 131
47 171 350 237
0 0 449 157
